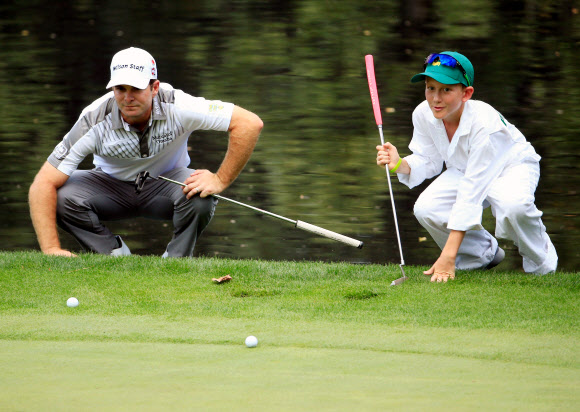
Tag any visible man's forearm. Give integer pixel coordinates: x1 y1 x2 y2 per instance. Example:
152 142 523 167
216 135 259 186
216 107 263 186
29 179 62 252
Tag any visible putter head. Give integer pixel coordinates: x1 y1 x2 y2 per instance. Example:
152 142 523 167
390 264 408 286
134 171 151 194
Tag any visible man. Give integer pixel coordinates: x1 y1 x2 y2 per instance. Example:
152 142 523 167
29 47 263 257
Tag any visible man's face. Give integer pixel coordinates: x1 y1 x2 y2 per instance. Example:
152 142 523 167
113 81 159 128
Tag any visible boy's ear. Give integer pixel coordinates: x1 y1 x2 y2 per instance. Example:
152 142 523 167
463 86 475 102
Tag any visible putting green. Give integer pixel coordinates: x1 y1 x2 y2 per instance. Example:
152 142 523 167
1 253 577 410
0 326 577 411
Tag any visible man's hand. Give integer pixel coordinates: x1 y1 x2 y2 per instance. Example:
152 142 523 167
183 169 227 199
43 247 77 257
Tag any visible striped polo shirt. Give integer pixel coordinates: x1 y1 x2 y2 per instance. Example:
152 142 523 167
48 83 234 181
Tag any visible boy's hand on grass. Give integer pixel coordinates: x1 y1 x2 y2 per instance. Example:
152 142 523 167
425 230 463 282
424 254 456 282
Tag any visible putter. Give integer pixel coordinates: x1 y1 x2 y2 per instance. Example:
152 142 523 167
135 171 364 249
365 55 407 286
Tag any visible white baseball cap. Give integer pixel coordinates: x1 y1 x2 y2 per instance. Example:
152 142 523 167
106 47 157 89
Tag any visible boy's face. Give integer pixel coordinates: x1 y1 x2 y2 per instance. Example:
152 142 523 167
424 77 473 124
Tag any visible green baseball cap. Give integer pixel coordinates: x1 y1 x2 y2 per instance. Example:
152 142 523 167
410 51 474 87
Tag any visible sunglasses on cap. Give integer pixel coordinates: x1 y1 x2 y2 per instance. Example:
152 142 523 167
424 53 471 87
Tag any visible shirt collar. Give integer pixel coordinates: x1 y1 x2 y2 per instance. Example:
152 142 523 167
455 100 473 138
151 95 167 121
111 96 167 131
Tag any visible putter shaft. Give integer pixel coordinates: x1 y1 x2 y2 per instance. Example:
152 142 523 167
378 125 405 267
157 175 296 224
377 126 407 284
141 173 363 248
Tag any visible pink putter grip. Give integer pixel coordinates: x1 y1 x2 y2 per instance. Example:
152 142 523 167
365 55 383 126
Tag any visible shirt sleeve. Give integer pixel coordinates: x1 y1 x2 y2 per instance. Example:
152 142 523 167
397 104 444 188
174 90 234 132
47 93 113 175
447 125 515 231
47 117 95 176
55 132 97 176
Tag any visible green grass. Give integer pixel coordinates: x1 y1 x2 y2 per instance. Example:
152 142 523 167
0 251 578 411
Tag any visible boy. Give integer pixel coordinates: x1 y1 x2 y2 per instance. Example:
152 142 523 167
376 51 557 282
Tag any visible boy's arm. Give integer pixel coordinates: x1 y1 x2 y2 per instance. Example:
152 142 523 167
423 230 465 282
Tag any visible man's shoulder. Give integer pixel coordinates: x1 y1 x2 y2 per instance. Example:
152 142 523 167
157 83 233 115
156 82 178 104
78 92 116 126
156 83 204 109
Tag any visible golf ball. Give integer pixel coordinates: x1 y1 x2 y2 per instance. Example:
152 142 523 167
245 335 258 348
66 297 79 308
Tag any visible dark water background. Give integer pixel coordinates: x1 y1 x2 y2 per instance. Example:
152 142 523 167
1 1 579 271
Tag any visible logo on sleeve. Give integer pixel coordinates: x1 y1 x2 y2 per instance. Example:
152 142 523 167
209 104 224 113
54 142 68 160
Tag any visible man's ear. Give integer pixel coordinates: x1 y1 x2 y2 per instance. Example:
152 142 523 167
463 86 474 102
151 80 160 97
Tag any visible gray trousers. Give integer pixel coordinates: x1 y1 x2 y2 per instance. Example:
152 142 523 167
56 167 217 257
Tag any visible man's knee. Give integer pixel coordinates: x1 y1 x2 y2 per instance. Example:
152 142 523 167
56 184 81 221
175 195 217 221
195 196 217 218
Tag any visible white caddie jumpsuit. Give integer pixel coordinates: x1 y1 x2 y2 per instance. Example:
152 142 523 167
397 100 557 274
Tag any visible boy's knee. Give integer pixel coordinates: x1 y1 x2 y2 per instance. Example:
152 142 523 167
413 194 433 223
497 199 535 223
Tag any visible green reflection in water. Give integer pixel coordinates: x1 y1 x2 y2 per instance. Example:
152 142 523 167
1 0 578 271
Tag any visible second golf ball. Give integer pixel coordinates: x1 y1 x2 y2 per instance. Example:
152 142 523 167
245 335 258 348
67 297 79 307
